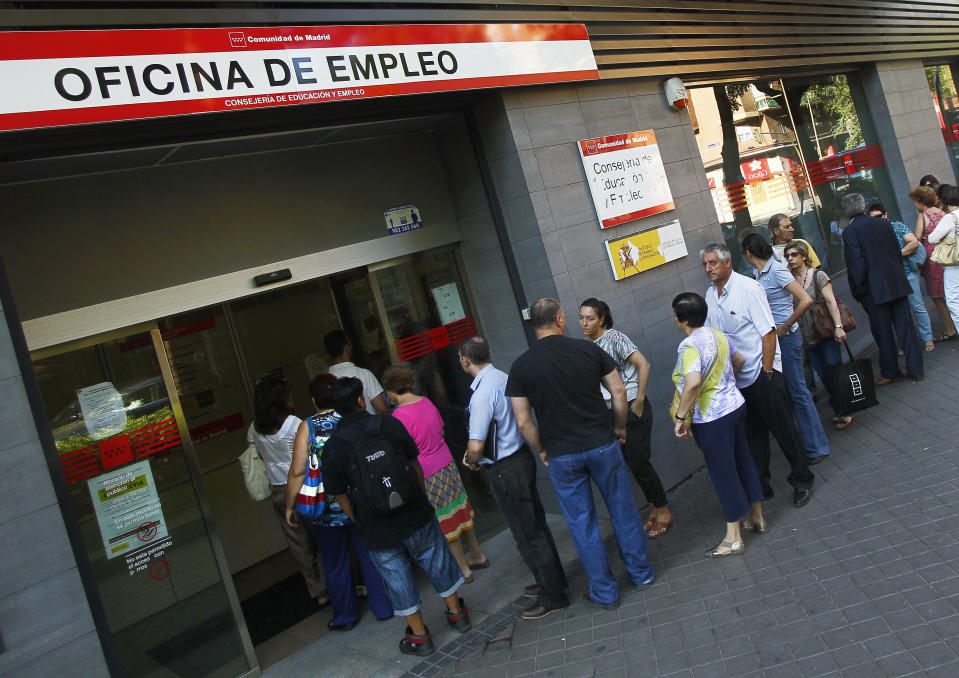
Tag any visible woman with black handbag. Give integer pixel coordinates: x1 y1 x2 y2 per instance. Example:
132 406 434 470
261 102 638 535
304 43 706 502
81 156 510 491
783 241 854 430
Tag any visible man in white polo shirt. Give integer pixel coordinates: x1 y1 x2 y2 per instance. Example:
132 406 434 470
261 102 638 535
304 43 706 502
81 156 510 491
324 330 390 415
701 242 814 508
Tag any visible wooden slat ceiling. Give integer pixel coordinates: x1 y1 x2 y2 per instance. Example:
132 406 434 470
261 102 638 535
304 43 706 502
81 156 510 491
2 0 959 81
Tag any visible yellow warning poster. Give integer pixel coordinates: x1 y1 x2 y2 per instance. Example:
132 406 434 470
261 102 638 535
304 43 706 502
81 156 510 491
605 220 688 281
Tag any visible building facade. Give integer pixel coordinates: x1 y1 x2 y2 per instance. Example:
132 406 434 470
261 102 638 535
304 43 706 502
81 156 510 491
1 2 958 676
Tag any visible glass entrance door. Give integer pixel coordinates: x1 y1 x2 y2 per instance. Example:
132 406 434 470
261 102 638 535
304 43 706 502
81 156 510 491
367 248 501 537
925 64 959 180
369 248 476 408
688 72 899 275
31 326 256 678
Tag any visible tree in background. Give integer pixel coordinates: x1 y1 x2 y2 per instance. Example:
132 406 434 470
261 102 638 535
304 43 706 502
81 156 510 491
800 75 862 152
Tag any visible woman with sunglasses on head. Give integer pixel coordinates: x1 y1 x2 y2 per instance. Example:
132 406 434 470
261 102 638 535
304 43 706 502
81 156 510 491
782 240 853 430
578 298 673 539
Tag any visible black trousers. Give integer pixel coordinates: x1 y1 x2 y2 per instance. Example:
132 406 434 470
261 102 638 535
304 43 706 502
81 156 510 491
739 371 815 495
864 296 923 379
623 397 669 508
486 446 569 608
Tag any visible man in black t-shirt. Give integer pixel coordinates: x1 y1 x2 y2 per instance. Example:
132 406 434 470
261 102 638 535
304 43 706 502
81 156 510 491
506 298 655 610
322 377 471 657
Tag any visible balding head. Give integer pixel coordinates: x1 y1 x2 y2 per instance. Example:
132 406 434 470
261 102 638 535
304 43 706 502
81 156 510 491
530 298 563 329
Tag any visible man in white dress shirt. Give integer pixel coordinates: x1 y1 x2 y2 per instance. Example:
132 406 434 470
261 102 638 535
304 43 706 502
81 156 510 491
701 242 814 508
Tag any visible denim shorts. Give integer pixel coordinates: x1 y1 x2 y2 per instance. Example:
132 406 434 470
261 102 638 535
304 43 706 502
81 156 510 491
365 517 464 616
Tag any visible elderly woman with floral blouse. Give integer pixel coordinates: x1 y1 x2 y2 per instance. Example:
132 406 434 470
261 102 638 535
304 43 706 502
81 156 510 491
671 292 767 558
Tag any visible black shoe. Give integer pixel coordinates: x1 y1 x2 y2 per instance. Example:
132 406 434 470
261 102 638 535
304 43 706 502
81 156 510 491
793 488 812 507
327 619 359 632
763 486 775 500
523 584 543 598
521 605 563 621
399 626 435 657
521 601 565 620
446 597 472 632
582 591 620 611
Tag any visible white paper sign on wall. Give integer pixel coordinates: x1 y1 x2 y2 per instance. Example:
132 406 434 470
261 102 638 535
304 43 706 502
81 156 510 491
578 130 675 229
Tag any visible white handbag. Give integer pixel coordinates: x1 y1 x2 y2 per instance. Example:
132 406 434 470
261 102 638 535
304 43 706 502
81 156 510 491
238 444 271 501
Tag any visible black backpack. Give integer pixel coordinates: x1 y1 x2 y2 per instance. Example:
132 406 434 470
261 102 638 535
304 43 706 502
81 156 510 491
332 416 418 517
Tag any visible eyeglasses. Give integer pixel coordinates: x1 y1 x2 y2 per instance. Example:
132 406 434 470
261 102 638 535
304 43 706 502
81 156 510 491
785 252 802 259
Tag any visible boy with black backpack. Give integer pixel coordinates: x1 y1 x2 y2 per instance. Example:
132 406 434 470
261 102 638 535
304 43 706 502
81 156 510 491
321 376 471 656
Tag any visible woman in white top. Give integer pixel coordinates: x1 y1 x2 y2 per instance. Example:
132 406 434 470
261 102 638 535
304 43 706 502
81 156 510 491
929 185 959 331
248 376 327 608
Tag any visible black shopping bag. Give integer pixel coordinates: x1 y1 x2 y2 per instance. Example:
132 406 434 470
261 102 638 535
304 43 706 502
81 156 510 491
826 341 879 414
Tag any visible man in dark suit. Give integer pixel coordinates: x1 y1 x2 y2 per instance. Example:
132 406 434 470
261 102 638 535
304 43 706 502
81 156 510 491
840 193 923 383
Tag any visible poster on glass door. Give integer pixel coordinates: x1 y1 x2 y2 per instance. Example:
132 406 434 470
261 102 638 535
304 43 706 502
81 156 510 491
579 130 675 229
88 460 169 559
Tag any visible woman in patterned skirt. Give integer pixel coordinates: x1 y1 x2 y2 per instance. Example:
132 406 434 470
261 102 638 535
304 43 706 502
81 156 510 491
381 366 490 583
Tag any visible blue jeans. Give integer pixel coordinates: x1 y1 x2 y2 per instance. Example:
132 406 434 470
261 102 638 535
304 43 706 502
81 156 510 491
547 440 654 606
906 271 934 343
366 517 463 617
779 331 830 460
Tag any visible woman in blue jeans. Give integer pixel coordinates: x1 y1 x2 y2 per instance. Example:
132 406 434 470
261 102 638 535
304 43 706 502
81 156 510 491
783 240 854 430
741 233 831 462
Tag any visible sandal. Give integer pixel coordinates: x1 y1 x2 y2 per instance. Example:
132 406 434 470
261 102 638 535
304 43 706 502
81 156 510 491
647 517 673 539
643 516 656 531
705 539 746 559
467 557 490 569
830 415 842 424
925 341 936 353
934 332 958 342
835 416 855 430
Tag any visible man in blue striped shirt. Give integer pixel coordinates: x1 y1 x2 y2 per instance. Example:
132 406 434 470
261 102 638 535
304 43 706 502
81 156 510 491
458 336 569 620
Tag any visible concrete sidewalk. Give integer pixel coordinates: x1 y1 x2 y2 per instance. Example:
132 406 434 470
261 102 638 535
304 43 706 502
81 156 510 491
402 341 959 678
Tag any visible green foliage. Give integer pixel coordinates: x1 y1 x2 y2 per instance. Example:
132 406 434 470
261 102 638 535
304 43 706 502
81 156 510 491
926 65 957 99
800 75 863 151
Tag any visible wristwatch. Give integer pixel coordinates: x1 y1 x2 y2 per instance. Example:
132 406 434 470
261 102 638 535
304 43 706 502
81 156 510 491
765 370 775 380
835 324 843 328
675 412 687 421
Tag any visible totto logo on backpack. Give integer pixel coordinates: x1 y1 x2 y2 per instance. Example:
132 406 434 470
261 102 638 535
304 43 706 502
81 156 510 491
333 416 417 517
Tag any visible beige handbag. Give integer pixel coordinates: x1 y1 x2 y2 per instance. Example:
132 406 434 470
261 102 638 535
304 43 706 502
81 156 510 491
930 212 959 266
238 444 271 501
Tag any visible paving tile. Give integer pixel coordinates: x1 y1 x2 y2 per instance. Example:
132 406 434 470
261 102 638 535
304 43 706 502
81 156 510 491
911 641 958 669
897 623 942 650
875 650 922 676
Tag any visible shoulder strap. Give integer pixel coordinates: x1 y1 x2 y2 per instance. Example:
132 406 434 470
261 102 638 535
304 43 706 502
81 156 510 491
332 423 362 445
366 415 384 433
813 269 823 300
704 328 727 382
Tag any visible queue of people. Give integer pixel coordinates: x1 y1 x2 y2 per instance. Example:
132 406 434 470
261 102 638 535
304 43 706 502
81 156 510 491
253 185 957 659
